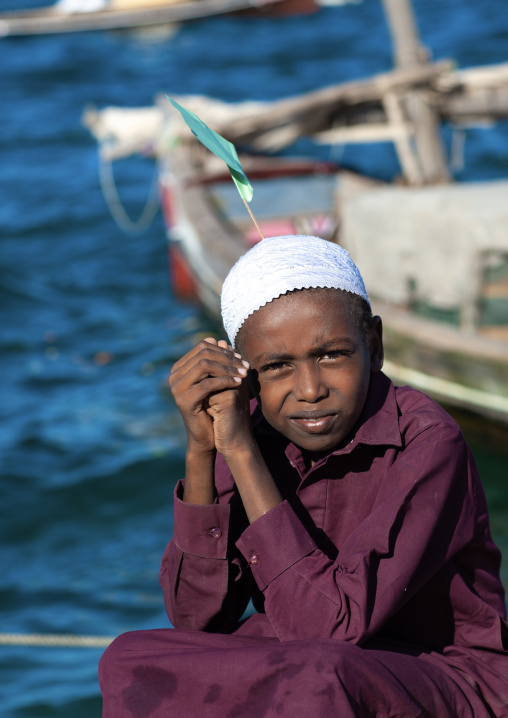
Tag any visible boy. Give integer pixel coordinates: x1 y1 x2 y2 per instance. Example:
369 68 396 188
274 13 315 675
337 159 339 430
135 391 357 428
100 235 508 717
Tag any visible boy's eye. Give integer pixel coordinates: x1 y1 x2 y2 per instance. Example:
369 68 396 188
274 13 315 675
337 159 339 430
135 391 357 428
261 361 289 373
322 350 346 360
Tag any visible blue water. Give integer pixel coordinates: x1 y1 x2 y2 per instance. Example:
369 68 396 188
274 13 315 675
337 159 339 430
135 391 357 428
1 1 508 715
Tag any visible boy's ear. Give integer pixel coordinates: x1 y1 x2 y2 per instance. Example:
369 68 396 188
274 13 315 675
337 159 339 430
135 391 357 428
369 316 384 373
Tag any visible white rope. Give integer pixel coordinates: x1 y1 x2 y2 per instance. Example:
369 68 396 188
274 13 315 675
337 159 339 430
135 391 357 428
0 633 115 648
451 126 466 173
98 150 160 235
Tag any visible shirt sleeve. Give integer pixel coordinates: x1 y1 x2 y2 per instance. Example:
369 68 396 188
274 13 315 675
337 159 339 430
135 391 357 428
235 421 477 643
159 480 252 633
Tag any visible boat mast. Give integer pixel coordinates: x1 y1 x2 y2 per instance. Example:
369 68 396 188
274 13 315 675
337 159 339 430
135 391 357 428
380 0 450 184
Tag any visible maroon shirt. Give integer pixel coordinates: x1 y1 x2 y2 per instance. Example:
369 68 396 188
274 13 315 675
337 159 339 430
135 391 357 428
160 372 508 713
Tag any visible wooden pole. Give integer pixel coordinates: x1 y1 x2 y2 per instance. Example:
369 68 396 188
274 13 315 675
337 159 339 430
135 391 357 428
380 0 450 184
382 90 423 184
381 0 426 68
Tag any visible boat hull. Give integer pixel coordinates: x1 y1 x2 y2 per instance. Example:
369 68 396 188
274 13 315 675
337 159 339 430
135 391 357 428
0 0 318 36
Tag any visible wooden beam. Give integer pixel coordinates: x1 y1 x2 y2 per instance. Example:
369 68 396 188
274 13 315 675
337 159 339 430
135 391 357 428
380 0 450 184
437 62 508 90
210 61 452 141
383 90 423 184
380 0 427 68
313 122 412 144
402 90 450 183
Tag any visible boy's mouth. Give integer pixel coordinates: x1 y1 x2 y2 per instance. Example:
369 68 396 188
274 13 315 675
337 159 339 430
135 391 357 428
289 412 337 434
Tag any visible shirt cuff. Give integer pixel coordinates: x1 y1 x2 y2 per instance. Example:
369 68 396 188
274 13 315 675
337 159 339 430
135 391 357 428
173 480 230 559
236 501 317 591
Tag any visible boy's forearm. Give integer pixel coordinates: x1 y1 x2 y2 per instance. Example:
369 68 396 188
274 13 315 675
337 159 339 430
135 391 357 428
221 442 282 524
183 445 216 504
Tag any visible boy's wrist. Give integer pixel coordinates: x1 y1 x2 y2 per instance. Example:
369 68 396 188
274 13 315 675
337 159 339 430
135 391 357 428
184 448 216 505
185 445 216 478
219 438 257 466
186 441 216 461
223 443 282 523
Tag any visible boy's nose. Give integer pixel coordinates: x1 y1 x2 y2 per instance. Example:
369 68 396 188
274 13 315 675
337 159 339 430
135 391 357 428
293 364 328 403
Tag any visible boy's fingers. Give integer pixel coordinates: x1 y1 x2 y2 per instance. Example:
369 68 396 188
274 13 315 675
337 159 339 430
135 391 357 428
170 338 233 375
170 338 217 375
169 354 247 395
170 341 246 385
176 375 245 412
221 341 248 366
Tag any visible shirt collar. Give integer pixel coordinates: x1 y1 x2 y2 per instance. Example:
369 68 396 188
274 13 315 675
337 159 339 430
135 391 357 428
348 371 402 452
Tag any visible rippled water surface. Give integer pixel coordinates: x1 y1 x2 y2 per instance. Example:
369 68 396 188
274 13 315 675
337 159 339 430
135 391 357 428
1 0 508 715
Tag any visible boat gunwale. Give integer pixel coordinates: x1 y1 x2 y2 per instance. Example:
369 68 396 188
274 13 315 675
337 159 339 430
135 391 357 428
0 0 310 36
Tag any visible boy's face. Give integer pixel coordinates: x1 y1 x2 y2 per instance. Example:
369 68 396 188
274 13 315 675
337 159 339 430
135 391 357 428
238 289 383 456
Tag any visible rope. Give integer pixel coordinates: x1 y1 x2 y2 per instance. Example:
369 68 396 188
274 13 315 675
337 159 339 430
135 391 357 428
451 126 466 173
98 149 160 235
0 633 114 648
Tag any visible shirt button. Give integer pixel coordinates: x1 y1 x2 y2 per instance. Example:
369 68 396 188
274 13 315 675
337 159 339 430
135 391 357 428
209 528 222 539
249 553 259 566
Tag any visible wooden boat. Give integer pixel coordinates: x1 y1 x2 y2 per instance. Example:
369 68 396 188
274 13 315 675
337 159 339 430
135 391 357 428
83 0 508 424
84 90 508 425
0 0 318 37
161 119 508 425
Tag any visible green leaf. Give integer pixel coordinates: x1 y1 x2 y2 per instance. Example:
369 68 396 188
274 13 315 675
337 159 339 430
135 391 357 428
167 97 253 203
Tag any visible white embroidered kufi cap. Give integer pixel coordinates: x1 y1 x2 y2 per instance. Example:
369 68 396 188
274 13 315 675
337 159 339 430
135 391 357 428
221 235 370 347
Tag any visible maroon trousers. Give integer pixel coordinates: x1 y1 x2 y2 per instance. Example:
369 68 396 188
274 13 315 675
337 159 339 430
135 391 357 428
99 628 492 718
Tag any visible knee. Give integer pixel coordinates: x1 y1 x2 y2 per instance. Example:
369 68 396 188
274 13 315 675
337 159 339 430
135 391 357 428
98 635 119 694
98 631 142 694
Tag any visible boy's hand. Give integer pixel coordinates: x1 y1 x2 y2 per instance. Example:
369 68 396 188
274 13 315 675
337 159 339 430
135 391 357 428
170 338 281 520
168 338 249 455
206 353 253 458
